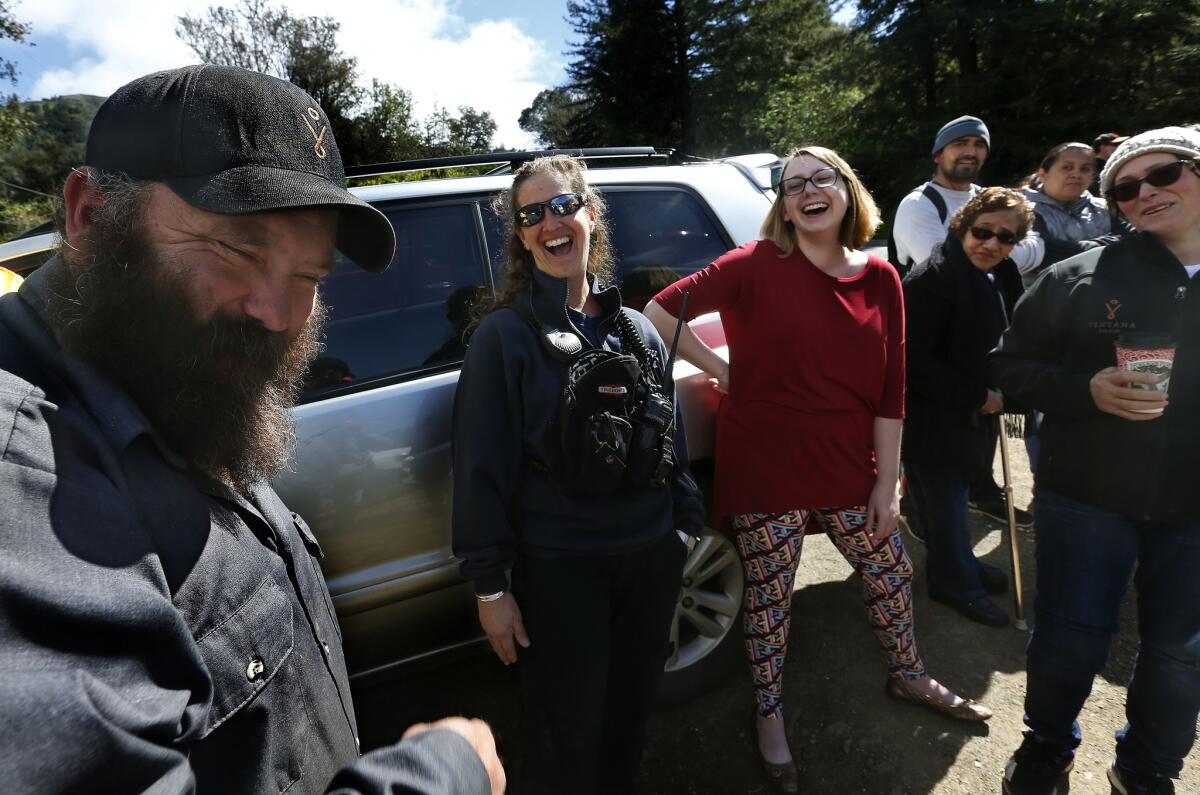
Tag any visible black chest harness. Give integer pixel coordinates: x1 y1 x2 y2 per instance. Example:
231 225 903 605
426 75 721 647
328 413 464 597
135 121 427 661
511 293 689 497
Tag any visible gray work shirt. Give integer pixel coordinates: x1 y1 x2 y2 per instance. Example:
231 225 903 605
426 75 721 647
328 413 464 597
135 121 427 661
0 258 488 795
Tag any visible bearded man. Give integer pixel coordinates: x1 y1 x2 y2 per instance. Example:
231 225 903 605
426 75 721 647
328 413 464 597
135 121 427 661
0 65 503 795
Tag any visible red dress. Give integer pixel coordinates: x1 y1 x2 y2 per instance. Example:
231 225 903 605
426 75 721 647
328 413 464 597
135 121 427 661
652 240 905 527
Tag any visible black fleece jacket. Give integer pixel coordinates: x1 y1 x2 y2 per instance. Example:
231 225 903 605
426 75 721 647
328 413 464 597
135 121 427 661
451 268 705 594
987 232 1200 522
902 234 1024 470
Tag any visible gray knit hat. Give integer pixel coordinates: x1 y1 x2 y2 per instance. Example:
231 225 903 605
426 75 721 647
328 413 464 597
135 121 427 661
932 115 990 154
1100 126 1200 196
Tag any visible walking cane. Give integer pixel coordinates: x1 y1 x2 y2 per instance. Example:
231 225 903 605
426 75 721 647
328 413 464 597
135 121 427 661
996 415 1028 631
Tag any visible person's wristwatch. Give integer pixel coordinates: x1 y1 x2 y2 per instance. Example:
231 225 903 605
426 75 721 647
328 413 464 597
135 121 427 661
476 590 505 603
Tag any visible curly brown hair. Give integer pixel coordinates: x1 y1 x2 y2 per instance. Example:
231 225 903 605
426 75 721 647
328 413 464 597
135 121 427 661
482 155 614 320
948 186 1035 240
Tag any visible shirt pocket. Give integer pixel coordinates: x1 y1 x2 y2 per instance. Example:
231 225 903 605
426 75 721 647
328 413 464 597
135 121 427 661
194 575 311 792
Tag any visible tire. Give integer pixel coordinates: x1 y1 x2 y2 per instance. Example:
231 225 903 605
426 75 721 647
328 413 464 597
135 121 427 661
657 525 745 705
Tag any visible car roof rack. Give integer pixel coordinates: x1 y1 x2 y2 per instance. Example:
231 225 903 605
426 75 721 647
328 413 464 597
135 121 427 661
346 147 687 180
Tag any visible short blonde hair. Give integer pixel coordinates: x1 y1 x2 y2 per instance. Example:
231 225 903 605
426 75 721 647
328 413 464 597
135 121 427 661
760 146 881 255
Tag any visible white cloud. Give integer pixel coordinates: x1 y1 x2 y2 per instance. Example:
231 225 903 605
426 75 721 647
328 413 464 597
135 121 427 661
20 0 560 149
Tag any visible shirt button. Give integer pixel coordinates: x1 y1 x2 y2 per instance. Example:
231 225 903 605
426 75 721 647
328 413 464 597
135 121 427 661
355 736 361 753
245 658 266 682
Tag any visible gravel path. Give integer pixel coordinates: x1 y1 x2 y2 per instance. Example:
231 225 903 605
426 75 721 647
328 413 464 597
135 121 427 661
355 441 1199 793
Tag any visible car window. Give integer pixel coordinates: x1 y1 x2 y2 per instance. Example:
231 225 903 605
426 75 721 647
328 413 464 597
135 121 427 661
302 202 489 398
604 186 729 310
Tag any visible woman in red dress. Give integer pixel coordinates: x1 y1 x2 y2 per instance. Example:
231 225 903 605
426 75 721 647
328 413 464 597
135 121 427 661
645 147 991 793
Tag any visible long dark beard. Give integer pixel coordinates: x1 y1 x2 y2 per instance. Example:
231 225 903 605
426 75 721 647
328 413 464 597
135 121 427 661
46 220 326 493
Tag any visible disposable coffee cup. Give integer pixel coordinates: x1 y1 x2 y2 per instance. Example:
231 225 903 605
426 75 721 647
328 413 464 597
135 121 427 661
1114 332 1175 413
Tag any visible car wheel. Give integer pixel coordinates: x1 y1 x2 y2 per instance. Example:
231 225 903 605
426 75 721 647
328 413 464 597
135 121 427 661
657 525 745 705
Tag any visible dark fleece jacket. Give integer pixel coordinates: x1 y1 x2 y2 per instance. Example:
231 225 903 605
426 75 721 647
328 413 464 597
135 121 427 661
902 233 1024 470
451 268 704 594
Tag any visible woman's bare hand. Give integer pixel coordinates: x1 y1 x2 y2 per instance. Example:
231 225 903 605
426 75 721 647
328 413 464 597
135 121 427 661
478 593 529 665
710 361 730 395
865 477 900 540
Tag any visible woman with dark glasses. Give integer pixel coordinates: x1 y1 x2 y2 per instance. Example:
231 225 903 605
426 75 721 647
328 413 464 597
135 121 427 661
646 146 990 794
991 127 1200 795
901 187 1032 629
451 155 703 794
1020 142 1131 287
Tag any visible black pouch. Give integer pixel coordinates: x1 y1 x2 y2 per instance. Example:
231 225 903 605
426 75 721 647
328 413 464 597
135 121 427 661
556 349 642 495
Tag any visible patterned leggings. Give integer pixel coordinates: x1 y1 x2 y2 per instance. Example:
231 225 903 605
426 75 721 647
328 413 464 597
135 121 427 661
733 508 925 719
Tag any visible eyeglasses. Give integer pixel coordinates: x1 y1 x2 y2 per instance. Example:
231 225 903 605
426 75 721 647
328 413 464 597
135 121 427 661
969 226 1020 246
780 167 840 196
515 193 587 228
1107 159 1196 203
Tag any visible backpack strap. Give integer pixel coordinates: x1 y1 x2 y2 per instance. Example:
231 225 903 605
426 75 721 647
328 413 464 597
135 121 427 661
922 182 949 224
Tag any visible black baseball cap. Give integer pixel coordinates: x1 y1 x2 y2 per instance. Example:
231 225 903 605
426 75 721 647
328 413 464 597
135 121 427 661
85 64 395 272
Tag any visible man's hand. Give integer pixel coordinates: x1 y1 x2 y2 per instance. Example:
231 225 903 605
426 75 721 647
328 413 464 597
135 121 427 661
979 389 1004 415
1089 367 1168 420
402 717 506 795
478 593 529 665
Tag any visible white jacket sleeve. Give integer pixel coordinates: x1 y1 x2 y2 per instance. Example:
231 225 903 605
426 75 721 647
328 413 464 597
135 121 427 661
1009 229 1045 275
893 192 947 265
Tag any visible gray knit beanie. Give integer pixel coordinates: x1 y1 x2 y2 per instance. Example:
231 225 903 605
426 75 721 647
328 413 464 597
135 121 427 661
932 115 990 154
1100 126 1200 196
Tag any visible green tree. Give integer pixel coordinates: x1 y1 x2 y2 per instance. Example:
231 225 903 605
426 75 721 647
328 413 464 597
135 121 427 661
178 0 497 167
565 0 692 148
420 105 498 158
178 0 364 162
519 87 584 148
541 0 850 155
851 0 1200 214
350 80 422 164
0 1 32 154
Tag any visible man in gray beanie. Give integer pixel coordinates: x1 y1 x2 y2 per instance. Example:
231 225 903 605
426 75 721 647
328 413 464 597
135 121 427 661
892 115 1041 274
991 126 1200 795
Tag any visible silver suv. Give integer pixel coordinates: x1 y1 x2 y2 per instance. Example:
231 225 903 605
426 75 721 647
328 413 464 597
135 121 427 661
0 148 779 701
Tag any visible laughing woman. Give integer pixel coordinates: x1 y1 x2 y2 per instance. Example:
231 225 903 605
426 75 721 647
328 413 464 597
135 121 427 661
644 146 991 793
452 155 703 795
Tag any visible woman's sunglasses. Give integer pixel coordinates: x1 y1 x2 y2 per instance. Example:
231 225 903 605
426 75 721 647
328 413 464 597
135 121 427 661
780 167 840 196
1107 159 1196 203
515 193 587 228
969 226 1020 245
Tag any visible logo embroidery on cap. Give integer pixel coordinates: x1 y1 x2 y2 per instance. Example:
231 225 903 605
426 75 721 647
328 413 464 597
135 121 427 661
303 107 328 160
1105 298 1122 320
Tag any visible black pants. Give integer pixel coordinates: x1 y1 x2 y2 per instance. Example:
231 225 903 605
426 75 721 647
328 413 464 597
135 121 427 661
513 530 687 795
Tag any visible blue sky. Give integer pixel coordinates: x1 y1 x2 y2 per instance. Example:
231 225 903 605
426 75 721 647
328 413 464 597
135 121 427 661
1 1 577 148
2 1 854 149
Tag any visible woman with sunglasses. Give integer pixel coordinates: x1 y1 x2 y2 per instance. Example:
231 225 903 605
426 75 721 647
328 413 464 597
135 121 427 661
451 155 703 795
1019 142 1131 287
645 146 990 794
901 187 1032 629
990 128 1200 795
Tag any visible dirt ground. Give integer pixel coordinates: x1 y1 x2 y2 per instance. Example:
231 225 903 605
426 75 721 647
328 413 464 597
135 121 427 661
354 443 1199 794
